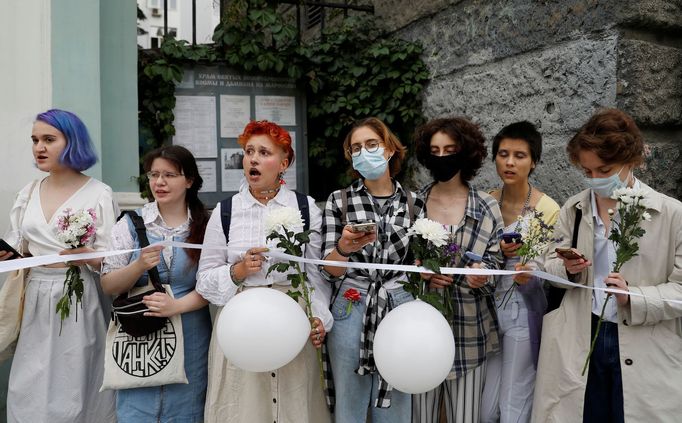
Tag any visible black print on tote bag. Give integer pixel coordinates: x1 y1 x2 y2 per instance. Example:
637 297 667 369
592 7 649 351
112 318 178 377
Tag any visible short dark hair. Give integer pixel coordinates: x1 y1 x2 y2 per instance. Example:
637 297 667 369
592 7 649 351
414 117 487 183
36 109 98 171
567 108 644 167
492 121 543 175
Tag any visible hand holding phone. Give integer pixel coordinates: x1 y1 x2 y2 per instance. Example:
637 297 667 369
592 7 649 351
501 232 522 244
555 247 586 261
348 222 376 233
464 251 483 263
0 239 22 260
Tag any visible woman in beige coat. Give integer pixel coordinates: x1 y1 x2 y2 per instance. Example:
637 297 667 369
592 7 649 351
532 109 682 422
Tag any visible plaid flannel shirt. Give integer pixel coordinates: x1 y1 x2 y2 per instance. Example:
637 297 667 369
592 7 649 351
421 182 505 377
321 179 425 409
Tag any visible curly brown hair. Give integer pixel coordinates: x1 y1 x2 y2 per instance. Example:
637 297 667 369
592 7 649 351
342 117 406 177
414 117 487 183
567 108 644 167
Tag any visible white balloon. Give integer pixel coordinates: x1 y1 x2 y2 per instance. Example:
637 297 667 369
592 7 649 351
216 288 310 372
373 299 455 393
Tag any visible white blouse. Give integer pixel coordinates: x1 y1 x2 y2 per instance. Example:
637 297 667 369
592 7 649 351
196 183 333 330
6 177 118 257
102 201 191 273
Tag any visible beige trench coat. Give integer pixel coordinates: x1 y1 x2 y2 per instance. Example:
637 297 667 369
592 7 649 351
532 184 682 422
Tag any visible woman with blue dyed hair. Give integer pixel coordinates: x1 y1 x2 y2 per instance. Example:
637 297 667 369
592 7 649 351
0 109 118 422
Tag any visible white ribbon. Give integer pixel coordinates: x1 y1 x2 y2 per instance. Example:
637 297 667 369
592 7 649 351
1 240 681 306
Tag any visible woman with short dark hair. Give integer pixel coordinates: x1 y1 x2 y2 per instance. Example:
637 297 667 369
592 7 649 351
481 121 560 423
533 109 682 421
411 117 504 423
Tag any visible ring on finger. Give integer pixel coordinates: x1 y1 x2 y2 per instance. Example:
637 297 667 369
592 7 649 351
352 239 358 245
315 334 321 342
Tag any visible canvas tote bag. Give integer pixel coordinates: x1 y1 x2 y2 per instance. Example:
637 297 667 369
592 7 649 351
101 282 187 390
0 180 38 361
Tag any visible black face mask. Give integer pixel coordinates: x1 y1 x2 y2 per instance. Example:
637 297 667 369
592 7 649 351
425 153 463 182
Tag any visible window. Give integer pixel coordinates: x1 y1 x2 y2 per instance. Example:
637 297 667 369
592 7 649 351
147 0 176 11
306 5 323 29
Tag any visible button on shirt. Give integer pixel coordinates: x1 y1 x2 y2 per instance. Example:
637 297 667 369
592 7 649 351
196 183 333 331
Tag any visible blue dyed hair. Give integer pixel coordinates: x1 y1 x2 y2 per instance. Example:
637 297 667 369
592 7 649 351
35 109 98 171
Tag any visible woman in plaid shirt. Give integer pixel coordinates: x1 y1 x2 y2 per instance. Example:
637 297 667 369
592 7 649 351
411 117 504 423
321 117 425 423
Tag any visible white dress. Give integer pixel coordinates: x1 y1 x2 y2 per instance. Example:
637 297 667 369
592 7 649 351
196 183 332 423
5 178 118 423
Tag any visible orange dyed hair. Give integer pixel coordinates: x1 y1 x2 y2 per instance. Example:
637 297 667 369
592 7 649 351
238 120 295 166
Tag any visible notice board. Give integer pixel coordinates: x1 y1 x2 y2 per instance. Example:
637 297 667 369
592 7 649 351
172 65 308 207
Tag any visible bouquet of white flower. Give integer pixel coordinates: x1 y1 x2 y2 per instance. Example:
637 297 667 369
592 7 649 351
582 187 650 375
404 218 461 322
54 208 97 334
500 208 559 309
264 206 324 389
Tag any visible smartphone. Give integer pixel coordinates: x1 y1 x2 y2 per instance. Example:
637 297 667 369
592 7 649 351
555 247 586 260
464 251 483 262
501 232 522 244
0 239 22 260
348 222 377 233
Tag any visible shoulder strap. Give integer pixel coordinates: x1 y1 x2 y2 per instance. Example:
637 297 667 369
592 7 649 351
406 191 415 223
547 208 582 313
17 180 39 255
220 196 234 244
120 210 164 291
295 191 310 232
571 209 582 248
340 187 348 226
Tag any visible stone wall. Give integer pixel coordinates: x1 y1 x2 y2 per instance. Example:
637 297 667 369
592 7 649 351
373 0 682 203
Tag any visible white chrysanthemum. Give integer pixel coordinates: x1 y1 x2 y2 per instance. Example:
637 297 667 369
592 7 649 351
265 206 304 235
408 218 448 247
642 211 652 222
611 187 629 200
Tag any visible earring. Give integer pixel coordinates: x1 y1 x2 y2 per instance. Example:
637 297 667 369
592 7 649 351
278 172 286 185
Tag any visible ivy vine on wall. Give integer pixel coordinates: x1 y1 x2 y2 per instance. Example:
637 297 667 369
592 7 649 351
137 0 429 200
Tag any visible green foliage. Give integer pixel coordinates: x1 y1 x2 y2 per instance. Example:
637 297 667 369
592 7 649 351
137 0 428 200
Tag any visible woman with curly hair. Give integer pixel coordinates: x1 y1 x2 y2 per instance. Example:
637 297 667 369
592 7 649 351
411 117 504 423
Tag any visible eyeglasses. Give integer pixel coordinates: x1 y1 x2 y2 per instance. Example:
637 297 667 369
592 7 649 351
146 171 184 180
348 139 382 157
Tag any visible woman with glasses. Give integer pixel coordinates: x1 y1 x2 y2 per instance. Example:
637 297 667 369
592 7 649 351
321 117 425 423
480 121 560 423
411 117 504 423
2 109 118 422
533 109 682 422
101 145 211 422
196 120 332 423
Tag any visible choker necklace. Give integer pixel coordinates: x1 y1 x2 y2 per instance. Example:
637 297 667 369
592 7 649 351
250 186 280 200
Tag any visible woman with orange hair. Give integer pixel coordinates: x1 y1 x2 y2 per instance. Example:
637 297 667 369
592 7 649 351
196 120 332 423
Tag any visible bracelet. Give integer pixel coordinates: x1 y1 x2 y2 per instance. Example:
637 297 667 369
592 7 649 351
335 240 352 258
229 262 246 285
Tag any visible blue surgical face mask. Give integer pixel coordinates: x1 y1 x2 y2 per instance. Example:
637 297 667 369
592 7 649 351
352 147 389 180
584 166 629 198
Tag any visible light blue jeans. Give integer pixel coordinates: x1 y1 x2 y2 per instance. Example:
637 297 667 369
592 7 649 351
327 286 414 423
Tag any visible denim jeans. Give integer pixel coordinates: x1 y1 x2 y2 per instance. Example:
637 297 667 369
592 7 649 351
327 286 414 423
583 313 624 423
